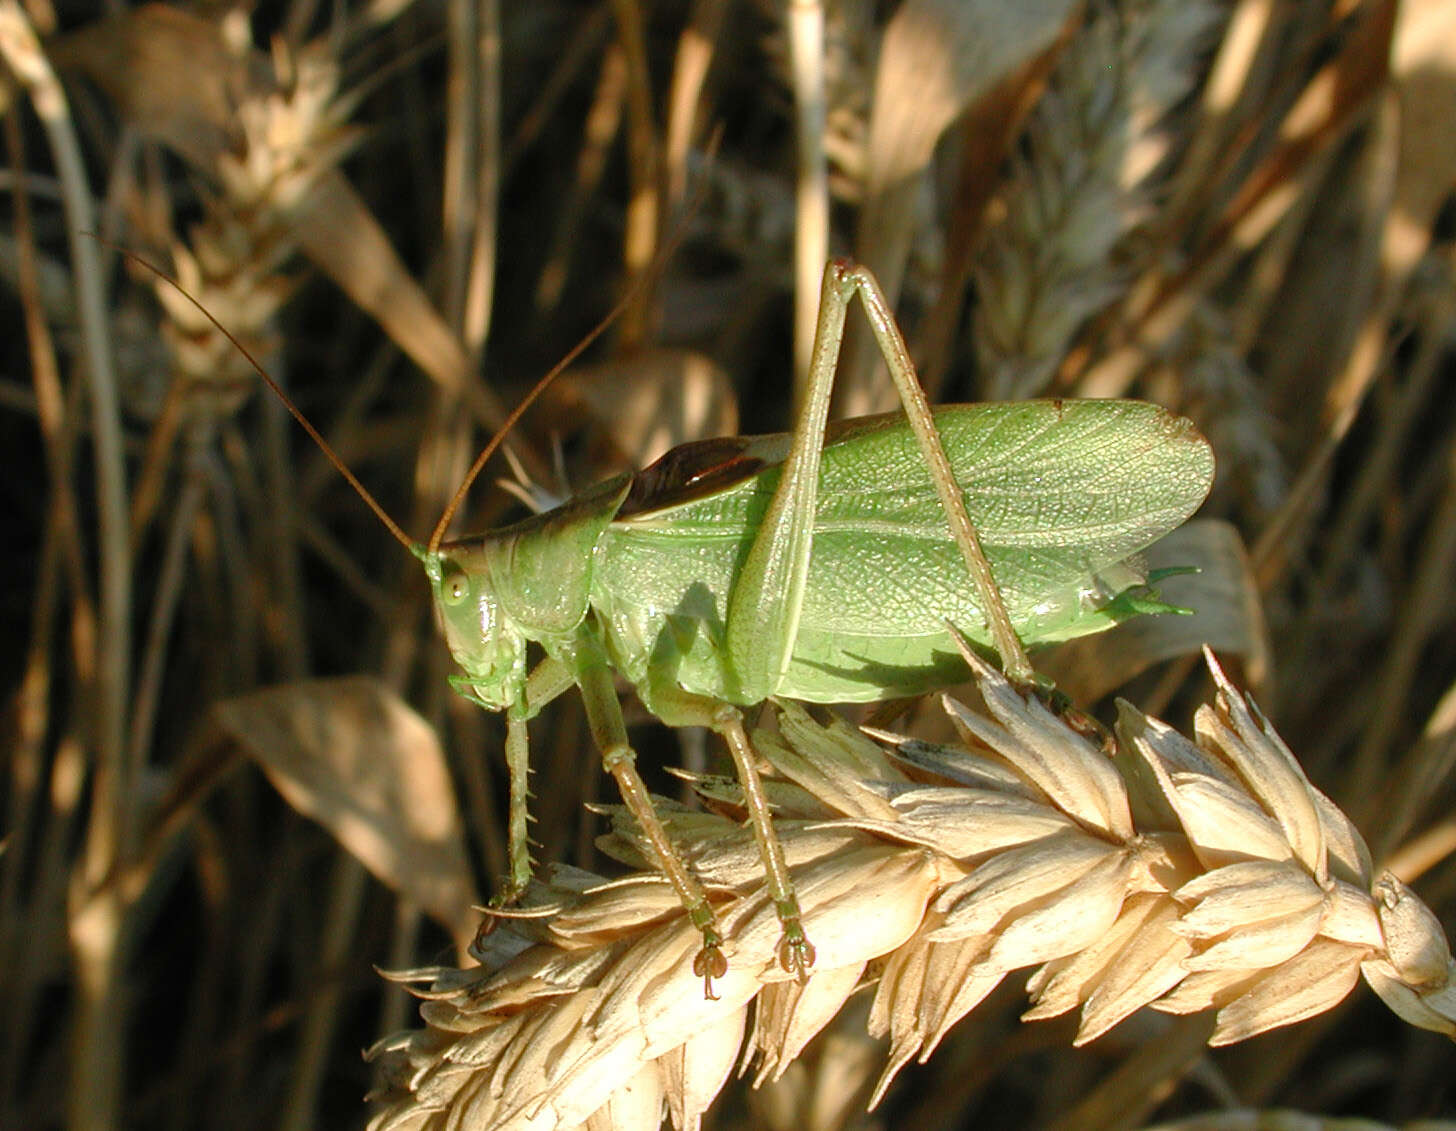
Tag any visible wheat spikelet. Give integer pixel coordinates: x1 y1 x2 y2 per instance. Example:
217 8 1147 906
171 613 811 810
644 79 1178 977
974 0 1221 400
145 211 292 423
366 648 1455 1130
223 49 361 212
141 39 362 422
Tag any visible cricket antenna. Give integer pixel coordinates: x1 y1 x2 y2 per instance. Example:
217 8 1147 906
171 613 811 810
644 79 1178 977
112 243 416 551
426 281 645 554
426 130 720 554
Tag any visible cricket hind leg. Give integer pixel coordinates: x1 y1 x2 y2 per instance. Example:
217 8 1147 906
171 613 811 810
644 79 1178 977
725 260 1035 702
823 261 1036 684
714 259 1039 977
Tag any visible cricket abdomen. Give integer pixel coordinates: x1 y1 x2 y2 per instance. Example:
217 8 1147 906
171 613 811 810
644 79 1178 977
590 401 1214 707
591 520 1133 706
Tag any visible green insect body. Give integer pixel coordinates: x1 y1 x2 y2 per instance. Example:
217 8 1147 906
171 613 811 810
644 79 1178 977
153 243 1215 992
133 244 1217 989
432 400 1213 721
423 374 1214 992
597 401 1210 705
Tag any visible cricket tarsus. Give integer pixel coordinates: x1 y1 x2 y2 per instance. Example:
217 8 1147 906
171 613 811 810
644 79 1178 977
776 907 816 980
692 930 728 1000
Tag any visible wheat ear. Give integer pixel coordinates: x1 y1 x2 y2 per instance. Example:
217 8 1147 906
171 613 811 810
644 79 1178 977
367 647 1455 1130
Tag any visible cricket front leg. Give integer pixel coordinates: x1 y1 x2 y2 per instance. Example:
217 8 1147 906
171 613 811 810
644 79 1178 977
502 709 533 898
559 630 727 995
462 657 576 903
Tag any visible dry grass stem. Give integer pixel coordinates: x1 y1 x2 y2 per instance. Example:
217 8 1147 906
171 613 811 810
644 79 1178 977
367 651 1454 1129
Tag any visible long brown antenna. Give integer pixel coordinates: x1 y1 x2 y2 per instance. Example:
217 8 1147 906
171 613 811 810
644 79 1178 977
113 243 416 551
427 288 638 553
425 154 715 554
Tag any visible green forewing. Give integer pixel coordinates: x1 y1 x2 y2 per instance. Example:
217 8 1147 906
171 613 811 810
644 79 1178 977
591 400 1214 705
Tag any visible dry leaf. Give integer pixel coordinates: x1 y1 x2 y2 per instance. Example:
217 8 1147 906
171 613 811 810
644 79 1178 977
51 4 263 170
213 677 479 942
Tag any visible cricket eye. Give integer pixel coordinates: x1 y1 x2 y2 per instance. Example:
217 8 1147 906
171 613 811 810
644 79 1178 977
440 563 471 607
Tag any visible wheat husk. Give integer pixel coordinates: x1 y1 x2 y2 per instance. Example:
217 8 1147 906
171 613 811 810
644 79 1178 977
367 649 1454 1129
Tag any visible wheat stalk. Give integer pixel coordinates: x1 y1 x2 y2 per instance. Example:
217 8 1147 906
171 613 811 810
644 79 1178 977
366 646 1454 1130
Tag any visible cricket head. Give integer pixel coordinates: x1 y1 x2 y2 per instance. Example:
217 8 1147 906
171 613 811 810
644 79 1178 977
417 542 526 711
417 475 631 712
